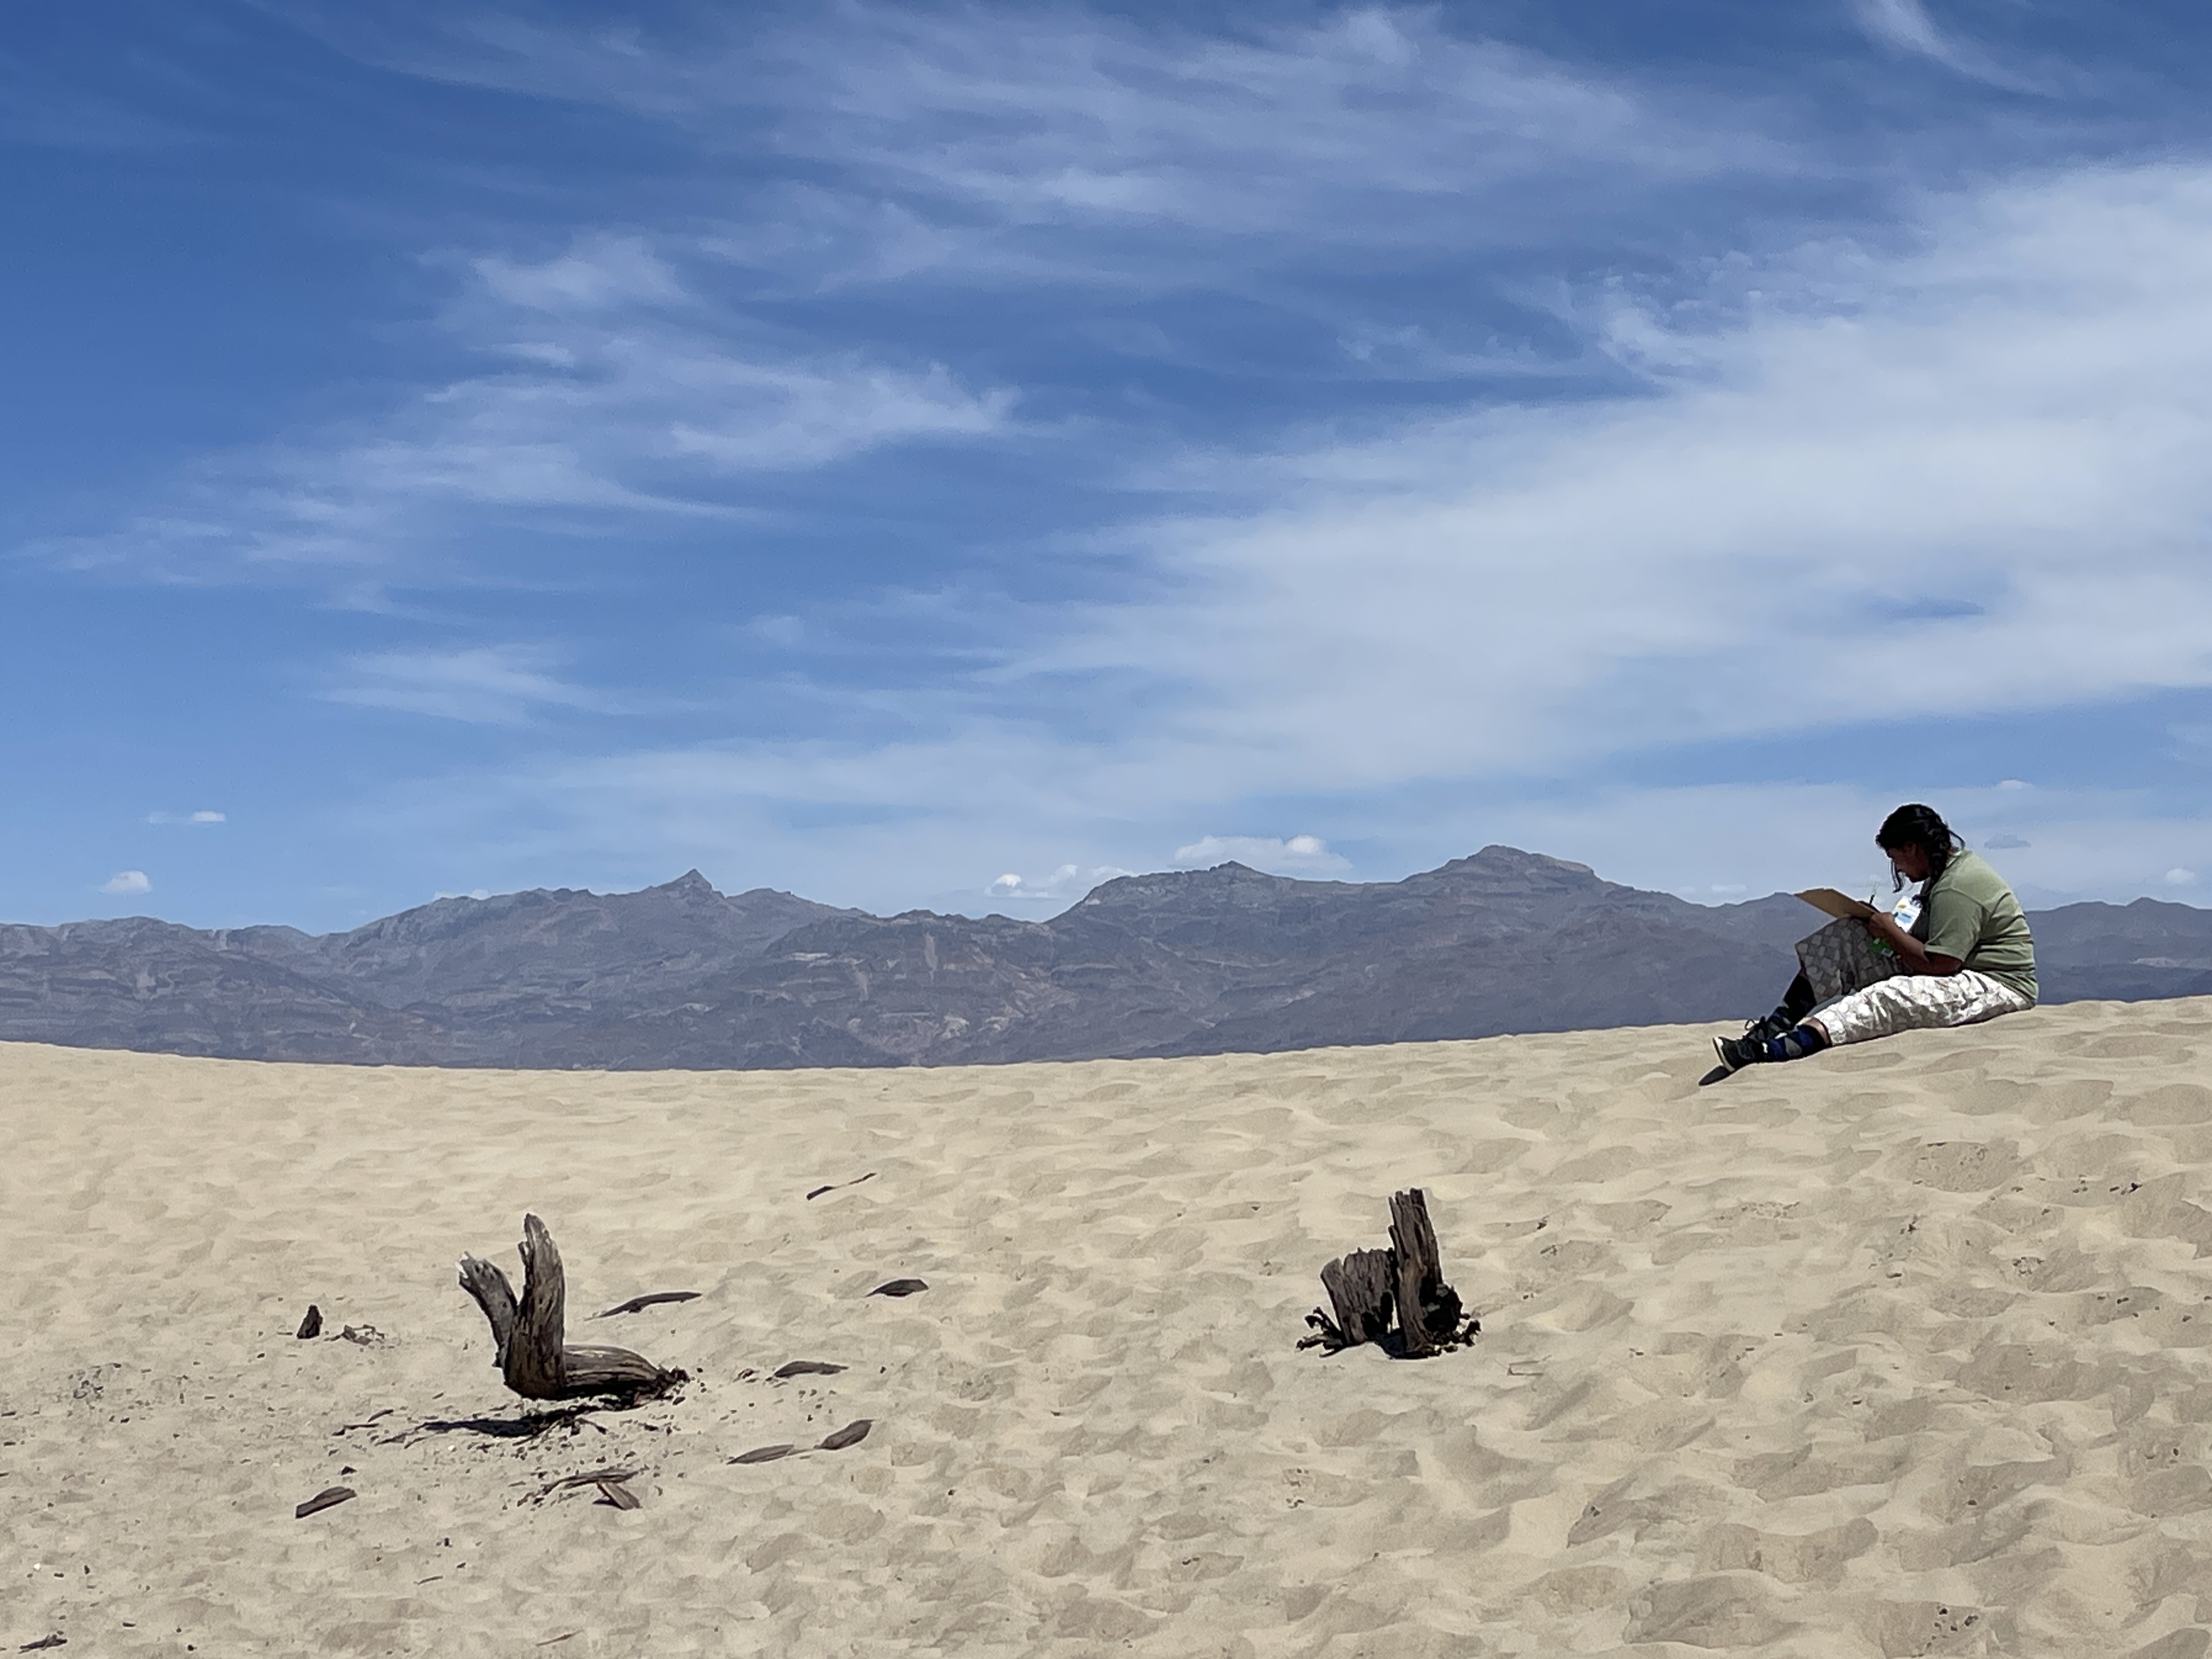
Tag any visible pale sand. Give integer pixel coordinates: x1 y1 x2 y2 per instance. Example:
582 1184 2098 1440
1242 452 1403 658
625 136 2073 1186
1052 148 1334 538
5 999 2212 1658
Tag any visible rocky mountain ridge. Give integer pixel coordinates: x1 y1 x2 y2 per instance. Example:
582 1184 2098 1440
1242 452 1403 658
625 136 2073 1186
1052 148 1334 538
1 848 2204 1069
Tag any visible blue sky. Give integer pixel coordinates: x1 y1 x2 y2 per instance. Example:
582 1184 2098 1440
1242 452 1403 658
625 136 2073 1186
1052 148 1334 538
7 0 2212 929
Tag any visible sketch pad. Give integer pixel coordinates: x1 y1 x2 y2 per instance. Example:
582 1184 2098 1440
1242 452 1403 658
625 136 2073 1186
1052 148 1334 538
1796 888 1881 922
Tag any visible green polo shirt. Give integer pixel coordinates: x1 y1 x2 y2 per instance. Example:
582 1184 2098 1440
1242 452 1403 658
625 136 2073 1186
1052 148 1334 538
1910 849 2036 1000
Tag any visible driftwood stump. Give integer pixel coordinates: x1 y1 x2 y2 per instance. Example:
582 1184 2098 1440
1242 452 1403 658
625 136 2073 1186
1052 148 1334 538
458 1215 684 1401
1304 1188 1479 1357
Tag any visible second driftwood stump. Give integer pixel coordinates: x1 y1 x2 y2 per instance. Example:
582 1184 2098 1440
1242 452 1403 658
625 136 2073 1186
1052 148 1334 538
1304 1188 1480 1358
458 1214 684 1401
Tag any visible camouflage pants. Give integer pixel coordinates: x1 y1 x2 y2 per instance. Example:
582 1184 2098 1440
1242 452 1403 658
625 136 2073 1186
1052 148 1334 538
1811 962 2035 1047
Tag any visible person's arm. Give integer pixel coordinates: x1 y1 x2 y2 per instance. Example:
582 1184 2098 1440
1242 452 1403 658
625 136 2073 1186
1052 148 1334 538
1863 911 1963 976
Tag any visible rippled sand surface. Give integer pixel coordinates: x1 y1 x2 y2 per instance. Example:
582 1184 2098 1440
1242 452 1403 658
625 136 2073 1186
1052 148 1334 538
5 998 2212 1656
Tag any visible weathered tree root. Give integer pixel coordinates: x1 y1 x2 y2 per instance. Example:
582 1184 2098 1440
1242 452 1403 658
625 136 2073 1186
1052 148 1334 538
458 1215 687 1402
1301 1188 1480 1358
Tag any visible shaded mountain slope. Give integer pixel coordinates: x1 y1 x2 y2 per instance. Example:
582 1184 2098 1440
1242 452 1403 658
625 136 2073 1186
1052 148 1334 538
2029 898 2212 1003
0 917 448 1063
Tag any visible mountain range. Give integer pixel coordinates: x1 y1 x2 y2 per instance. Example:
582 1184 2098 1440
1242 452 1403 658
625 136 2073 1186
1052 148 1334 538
3 847 2207 1070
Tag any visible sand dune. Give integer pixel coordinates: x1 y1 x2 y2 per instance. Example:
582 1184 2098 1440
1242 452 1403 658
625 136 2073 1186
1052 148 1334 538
5 997 2211 1656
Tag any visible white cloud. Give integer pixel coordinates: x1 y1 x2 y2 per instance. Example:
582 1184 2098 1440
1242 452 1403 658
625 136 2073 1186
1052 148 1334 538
1853 0 1952 60
1848 0 2033 89
766 7 1730 242
474 235 685 314
986 863 1133 904
663 361 1012 471
1028 166 2212 795
41 241 1015 581
2167 868 2200 888
32 7 1780 589
1466 781 2212 911
313 162 2212 915
146 809 228 826
313 8 1769 232
1171 833 1351 874
100 870 151 896
39 5 2212 922
327 645 611 725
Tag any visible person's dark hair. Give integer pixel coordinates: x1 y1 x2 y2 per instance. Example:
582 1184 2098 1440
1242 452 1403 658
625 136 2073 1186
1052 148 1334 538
1876 803 1964 890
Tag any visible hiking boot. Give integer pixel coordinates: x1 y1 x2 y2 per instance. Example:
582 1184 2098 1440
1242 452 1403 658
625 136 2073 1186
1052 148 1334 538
1743 1012 1795 1043
1710 1032 1768 1074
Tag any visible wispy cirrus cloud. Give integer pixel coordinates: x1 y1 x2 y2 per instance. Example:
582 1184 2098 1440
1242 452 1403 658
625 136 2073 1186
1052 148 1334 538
756 7 1747 240
277 2 1793 310
341 162 2212 910
33 7 1787 592
1854 0 1954 61
14 2 2212 929
39 234 1015 583
326 644 613 725
1045 166 2212 788
1849 0 2038 91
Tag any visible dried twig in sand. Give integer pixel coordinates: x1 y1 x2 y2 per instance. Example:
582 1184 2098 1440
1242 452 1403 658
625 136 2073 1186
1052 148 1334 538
539 1465 641 1494
772 1359 845 1378
593 1291 700 1319
730 1444 796 1464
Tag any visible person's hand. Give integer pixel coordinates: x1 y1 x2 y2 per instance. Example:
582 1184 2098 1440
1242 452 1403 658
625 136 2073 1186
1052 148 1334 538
1861 912 1908 949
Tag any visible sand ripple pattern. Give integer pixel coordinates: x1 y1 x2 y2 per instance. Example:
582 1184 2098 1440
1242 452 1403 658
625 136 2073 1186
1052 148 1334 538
4 997 2212 1655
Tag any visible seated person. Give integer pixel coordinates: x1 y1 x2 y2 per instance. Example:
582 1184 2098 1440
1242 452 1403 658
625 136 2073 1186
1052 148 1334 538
1709 803 2036 1077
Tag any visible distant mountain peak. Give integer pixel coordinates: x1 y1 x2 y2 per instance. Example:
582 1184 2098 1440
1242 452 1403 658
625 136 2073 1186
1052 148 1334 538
656 869 721 898
1460 844 1596 874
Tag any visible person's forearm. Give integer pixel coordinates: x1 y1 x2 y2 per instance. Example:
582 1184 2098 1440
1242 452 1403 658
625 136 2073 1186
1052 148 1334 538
1866 915 1960 975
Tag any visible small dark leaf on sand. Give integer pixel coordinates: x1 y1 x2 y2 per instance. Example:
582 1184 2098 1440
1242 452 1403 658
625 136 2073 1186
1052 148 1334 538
730 1444 796 1465
818 1419 873 1451
20 1636 66 1652
870 1278 928 1298
772 1359 846 1379
594 1479 641 1510
542 1466 639 1494
296 1305 322 1340
594 1291 701 1319
296 1485 357 1519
